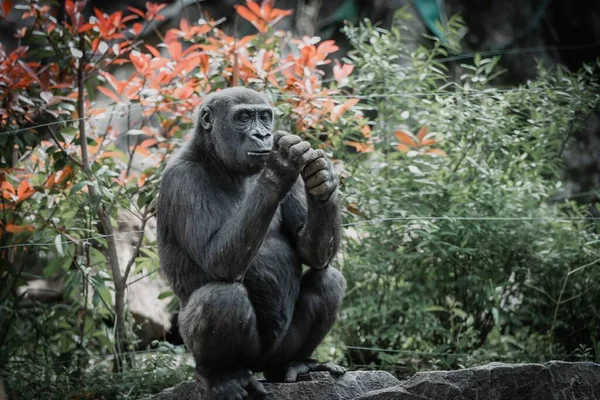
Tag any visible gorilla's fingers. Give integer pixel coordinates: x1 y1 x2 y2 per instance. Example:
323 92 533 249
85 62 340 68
312 362 346 376
309 181 335 198
278 135 302 155
289 141 311 161
247 377 267 399
302 157 328 179
273 130 289 145
306 170 329 189
284 363 311 383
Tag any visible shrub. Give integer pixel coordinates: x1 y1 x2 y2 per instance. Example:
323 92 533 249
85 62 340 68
335 15 600 375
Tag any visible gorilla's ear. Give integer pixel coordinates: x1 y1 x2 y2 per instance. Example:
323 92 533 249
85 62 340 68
199 106 213 131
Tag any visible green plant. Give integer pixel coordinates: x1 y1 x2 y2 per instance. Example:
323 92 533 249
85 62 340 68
335 14 600 376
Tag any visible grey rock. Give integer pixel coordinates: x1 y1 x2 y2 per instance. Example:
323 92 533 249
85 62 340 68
357 361 600 400
148 371 400 400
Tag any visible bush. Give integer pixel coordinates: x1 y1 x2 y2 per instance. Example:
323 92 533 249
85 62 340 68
335 14 600 375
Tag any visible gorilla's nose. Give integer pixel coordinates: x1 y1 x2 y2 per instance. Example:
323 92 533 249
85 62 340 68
252 130 272 141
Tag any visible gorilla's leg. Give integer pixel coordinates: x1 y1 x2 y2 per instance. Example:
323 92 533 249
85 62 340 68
264 267 346 382
179 283 266 399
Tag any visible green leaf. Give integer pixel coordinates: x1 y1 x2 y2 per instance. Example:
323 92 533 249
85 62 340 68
55 234 64 256
69 180 92 196
96 286 112 307
158 290 173 300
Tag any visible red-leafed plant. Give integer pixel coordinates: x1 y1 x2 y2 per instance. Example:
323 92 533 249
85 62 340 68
0 0 367 378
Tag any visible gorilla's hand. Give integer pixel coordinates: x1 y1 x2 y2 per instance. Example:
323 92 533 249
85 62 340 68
302 149 338 202
266 131 313 183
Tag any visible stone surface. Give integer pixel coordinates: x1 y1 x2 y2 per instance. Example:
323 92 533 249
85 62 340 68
148 371 400 400
149 361 600 400
357 361 600 400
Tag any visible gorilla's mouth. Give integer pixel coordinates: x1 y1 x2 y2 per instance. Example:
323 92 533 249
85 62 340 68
247 150 270 157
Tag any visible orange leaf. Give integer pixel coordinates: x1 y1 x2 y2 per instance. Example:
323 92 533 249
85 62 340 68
57 165 73 184
97 151 122 159
246 0 261 16
417 125 429 141
137 173 148 187
17 180 35 202
132 22 144 35
47 173 56 190
345 140 374 153
424 148 447 157
394 130 417 146
333 61 353 84
361 124 371 138
5 224 34 233
97 86 122 104
2 0 13 17
396 143 410 153
145 44 161 58
235 5 259 25
316 40 339 56
347 203 361 215
167 41 182 59
1 180 15 199
127 6 145 18
420 139 437 146
330 98 359 123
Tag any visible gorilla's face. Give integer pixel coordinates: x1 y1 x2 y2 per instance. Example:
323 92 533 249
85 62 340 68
197 88 275 175
231 104 274 163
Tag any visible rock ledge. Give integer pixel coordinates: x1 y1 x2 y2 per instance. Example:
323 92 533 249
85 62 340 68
149 361 600 400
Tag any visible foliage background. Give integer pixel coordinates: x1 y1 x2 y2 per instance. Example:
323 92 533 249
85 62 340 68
0 0 599 398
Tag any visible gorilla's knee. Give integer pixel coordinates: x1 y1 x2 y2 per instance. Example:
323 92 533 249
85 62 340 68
301 267 346 322
304 267 346 302
179 283 260 365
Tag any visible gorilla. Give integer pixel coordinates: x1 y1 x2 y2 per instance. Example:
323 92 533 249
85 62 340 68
157 87 346 399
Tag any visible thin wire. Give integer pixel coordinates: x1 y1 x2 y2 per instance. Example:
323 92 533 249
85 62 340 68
344 345 521 360
0 230 146 250
436 40 600 63
341 215 600 227
2 214 598 251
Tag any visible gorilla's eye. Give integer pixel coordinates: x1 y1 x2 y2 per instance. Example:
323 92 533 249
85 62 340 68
238 112 252 123
259 111 272 123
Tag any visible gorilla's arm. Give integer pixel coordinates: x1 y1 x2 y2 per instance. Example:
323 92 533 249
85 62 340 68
162 162 285 282
283 176 341 269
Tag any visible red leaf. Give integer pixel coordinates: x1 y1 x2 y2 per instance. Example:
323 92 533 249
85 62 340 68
97 86 121 103
316 40 339 56
417 125 429 141
17 180 35 202
424 148 447 157
2 0 13 17
345 140 374 153
5 224 35 233
145 44 161 58
127 6 145 18
333 61 354 84
394 130 417 146
396 143 410 153
235 5 258 24
330 98 359 122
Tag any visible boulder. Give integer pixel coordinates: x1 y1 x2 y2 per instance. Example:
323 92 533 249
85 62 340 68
148 371 400 400
358 361 600 400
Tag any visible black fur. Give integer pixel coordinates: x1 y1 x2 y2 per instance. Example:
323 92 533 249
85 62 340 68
157 87 346 400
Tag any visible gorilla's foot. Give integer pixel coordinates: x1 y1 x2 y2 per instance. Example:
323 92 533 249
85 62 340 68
196 369 266 400
265 359 346 383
